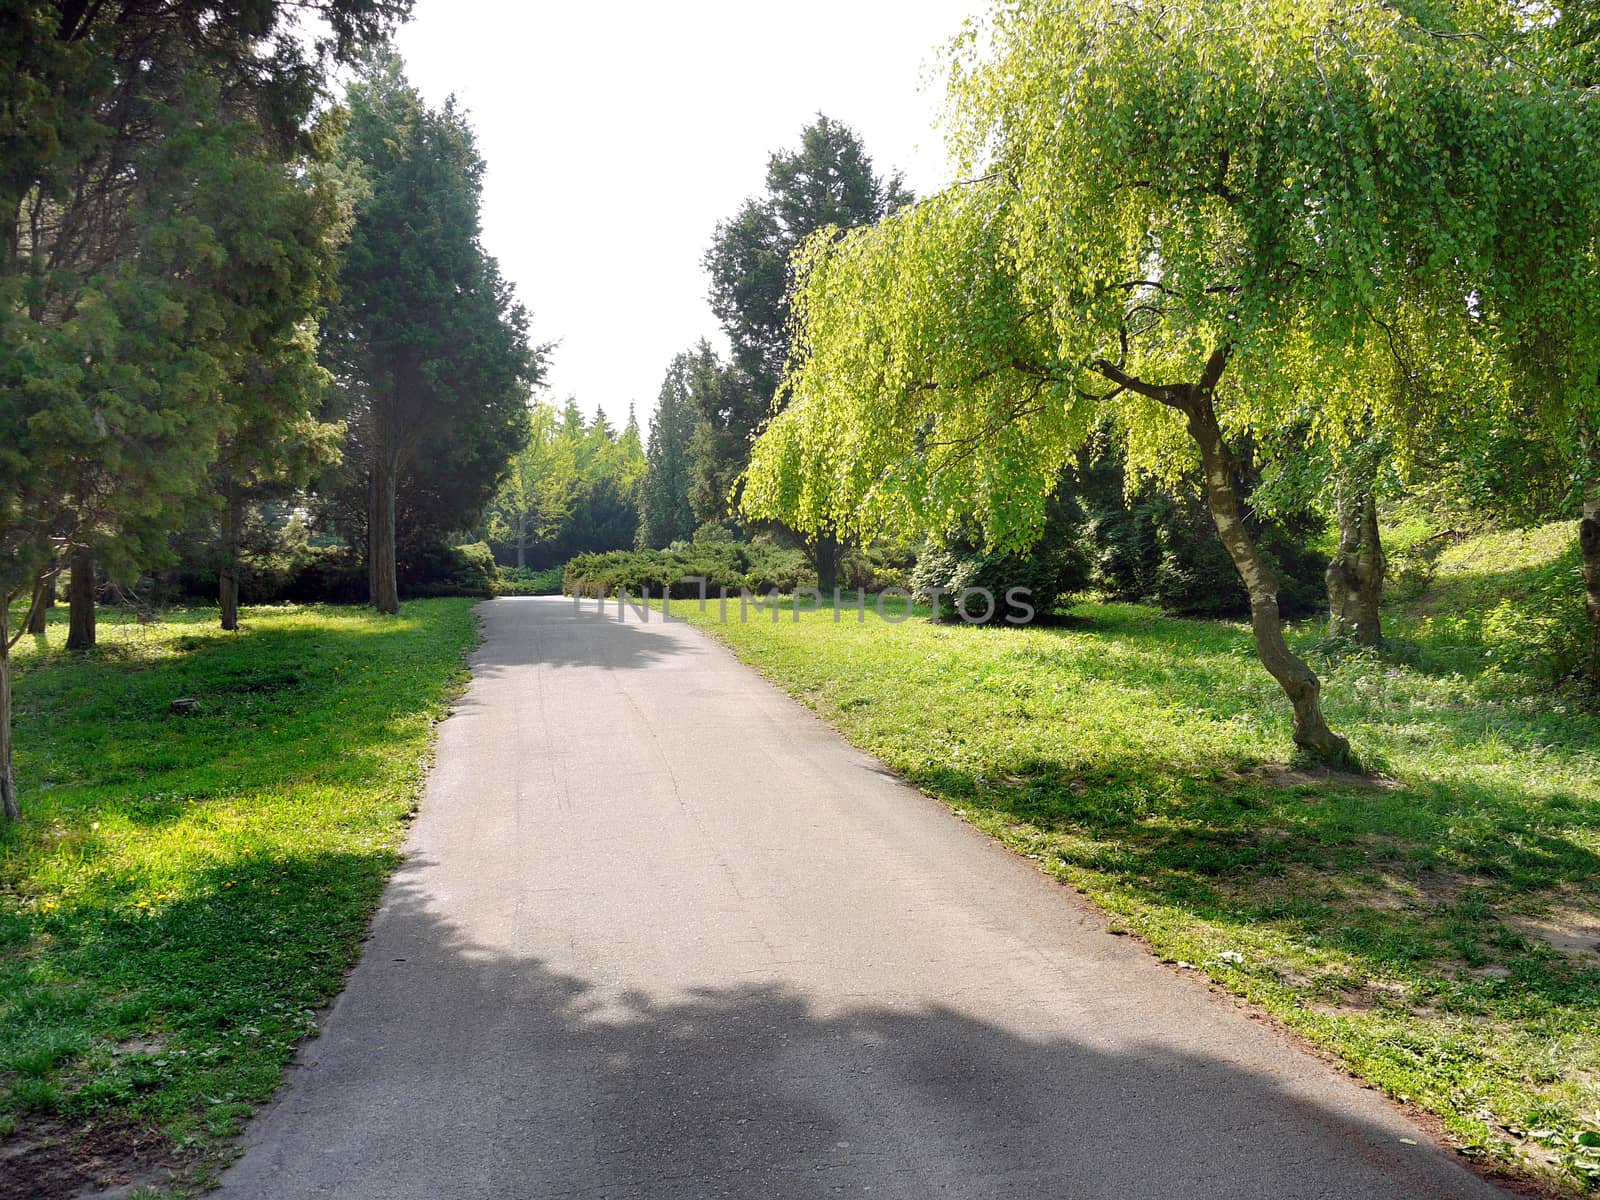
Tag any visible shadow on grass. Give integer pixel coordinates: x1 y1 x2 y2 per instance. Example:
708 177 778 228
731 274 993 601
911 750 1600 1008
3 604 479 826
0 849 403 1199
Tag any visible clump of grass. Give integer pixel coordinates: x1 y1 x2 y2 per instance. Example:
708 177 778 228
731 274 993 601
669 522 1600 1193
0 600 478 1186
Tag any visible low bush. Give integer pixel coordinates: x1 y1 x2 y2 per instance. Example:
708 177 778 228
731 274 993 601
401 541 497 599
496 565 565 596
911 534 1090 624
1077 447 1326 619
563 537 828 600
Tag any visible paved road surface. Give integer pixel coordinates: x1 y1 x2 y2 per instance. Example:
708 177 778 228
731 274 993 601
217 596 1510 1199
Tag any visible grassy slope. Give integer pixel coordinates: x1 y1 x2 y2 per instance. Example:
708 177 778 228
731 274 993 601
0 600 478 1188
668 524 1600 1193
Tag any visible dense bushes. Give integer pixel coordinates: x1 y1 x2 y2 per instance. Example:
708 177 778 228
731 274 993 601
1076 447 1326 619
496 566 565 596
564 537 818 599
400 541 498 599
911 508 1090 624
171 525 501 606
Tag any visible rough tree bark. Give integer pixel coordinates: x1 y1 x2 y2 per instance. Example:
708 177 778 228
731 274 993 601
1094 349 1351 763
66 548 96 650
1582 498 1600 681
369 450 401 615
25 575 54 635
813 531 841 598
1326 489 1386 646
219 482 242 631
1 599 17 821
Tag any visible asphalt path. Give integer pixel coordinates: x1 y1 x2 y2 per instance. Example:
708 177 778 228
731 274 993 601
216 595 1511 1199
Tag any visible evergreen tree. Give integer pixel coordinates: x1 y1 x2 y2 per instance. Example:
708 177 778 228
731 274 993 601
637 355 701 548
325 54 538 613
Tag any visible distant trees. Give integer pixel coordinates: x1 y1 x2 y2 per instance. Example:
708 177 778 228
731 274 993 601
324 55 537 613
699 116 912 589
636 355 700 549
481 399 646 569
485 401 577 569
743 0 1600 762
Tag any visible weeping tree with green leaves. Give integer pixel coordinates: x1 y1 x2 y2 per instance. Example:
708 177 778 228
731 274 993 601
742 0 1600 762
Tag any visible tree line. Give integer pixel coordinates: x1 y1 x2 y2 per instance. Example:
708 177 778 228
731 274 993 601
1 3 536 820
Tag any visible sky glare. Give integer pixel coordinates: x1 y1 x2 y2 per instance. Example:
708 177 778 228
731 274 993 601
392 0 984 426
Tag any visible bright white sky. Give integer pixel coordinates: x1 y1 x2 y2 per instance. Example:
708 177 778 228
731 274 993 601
392 0 984 426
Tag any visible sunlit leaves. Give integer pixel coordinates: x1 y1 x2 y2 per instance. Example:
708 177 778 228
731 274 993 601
745 0 1600 550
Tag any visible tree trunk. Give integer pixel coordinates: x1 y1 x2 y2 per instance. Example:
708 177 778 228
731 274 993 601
813 532 841 597
25 575 53 635
1326 488 1386 646
1182 391 1351 763
66 549 96 650
1 602 18 822
219 485 242 631
369 455 401 615
1581 498 1600 683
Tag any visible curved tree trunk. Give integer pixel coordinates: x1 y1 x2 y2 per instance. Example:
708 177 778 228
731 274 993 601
1326 489 1386 645
25 575 53 635
1181 391 1351 763
369 453 401 615
66 549 96 650
219 483 242 631
1 599 18 821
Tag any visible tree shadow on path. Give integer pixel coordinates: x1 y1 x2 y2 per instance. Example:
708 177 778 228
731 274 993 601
216 860 1514 1200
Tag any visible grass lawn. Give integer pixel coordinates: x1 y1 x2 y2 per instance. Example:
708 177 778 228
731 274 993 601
0 599 479 1197
663 524 1600 1194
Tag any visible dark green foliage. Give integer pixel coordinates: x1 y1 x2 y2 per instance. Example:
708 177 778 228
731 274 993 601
171 505 318 602
1076 445 1326 619
322 53 538 609
495 566 564 596
684 342 766 528
911 495 1091 624
637 356 701 548
706 115 912 397
400 541 497 599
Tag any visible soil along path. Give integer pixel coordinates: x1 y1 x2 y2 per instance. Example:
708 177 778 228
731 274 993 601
217 596 1511 1199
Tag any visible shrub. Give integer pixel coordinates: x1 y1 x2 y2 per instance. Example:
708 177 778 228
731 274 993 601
1078 446 1326 619
400 541 498 599
911 534 1090 624
496 566 565 596
279 545 365 604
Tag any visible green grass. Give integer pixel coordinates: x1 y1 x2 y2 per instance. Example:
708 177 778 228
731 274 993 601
663 525 1600 1194
0 599 478 1189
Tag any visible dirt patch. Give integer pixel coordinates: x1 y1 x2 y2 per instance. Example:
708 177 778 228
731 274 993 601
1308 978 1412 1017
0 1117 183 1200
1509 903 1600 959
1224 763 1404 792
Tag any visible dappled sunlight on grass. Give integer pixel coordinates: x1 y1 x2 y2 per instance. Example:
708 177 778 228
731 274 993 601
672 577 1600 1185
0 600 477 1181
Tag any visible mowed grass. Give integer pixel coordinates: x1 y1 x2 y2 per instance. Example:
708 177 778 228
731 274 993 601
666 526 1600 1193
0 599 478 1188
